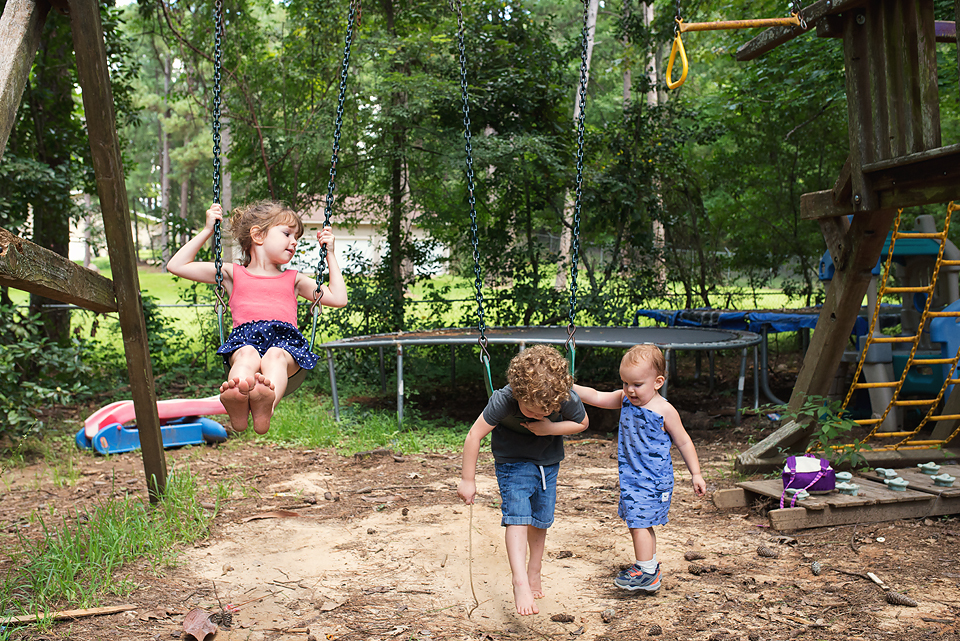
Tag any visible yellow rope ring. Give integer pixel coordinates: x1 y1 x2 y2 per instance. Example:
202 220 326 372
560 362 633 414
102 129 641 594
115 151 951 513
666 25 688 90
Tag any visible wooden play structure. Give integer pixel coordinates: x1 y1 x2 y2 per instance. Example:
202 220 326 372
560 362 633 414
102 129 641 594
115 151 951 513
0 0 167 500
734 0 960 473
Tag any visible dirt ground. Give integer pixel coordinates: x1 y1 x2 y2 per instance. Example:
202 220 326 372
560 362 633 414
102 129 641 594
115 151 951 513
1 358 959 641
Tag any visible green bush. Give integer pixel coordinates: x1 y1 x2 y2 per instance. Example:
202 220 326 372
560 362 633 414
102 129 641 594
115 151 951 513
0 304 91 440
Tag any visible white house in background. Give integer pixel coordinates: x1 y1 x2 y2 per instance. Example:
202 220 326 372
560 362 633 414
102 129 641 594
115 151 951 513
292 195 446 276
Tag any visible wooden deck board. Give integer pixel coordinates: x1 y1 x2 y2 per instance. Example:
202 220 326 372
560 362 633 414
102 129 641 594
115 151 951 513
859 464 960 498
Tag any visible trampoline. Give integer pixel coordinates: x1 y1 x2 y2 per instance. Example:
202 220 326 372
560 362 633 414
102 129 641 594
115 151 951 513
318 326 762 425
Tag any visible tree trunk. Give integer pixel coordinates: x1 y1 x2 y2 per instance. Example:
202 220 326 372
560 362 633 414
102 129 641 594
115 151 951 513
159 54 171 270
27 17 73 344
382 0 406 331
555 0 599 291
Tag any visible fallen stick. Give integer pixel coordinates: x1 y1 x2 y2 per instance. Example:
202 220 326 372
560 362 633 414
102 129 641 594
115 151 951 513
0 604 136 625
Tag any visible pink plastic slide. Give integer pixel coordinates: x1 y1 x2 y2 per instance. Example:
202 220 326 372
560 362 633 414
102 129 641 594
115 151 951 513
84 396 226 440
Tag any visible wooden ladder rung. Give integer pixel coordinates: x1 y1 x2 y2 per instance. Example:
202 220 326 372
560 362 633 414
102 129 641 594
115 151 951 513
892 231 945 240
907 357 956 365
883 285 935 294
871 431 920 438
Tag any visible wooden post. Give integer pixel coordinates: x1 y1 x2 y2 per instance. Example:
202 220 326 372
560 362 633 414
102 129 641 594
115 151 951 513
68 0 167 500
0 0 49 158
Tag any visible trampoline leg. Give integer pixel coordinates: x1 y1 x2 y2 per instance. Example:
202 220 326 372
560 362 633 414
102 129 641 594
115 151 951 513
708 351 715 393
695 351 702 381
760 325 786 405
397 344 404 428
326 348 340 422
753 345 760 409
451 344 456 387
379 346 386 393
735 347 747 426
662 349 671 399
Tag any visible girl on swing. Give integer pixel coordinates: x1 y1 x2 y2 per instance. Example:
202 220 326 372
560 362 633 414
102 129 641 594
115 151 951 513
168 201 347 434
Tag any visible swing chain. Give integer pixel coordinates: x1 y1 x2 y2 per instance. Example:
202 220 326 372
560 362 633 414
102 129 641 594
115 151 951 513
568 0 589 333
790 0 807 29
674 0 682 35
314 0 360 311
212 0 226 310
454 0 488 357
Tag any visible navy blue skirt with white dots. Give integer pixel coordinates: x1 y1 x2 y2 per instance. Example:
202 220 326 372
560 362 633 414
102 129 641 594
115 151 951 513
217 320 319 371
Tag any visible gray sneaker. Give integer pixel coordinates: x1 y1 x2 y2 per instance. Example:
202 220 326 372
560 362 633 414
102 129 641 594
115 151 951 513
614 562 661 592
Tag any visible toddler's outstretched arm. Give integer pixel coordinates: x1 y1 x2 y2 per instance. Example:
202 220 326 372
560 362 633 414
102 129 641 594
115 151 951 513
167 204 229 284
573 384 623 409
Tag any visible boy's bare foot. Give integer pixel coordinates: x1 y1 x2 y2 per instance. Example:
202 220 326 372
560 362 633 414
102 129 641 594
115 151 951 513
513 583 539 616
528 571 544 599
220 376 253 432
249 373 276 435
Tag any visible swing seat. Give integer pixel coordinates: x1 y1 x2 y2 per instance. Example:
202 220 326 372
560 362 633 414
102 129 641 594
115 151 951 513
286 367 308 396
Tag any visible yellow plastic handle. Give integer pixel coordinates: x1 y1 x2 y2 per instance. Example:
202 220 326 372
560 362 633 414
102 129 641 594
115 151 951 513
666 28 688 90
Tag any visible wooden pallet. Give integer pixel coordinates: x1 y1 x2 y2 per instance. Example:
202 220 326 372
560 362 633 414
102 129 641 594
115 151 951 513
859 464 960 499
713 468 960 531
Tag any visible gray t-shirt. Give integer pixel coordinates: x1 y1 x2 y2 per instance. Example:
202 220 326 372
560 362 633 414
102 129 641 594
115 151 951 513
482 385 586 466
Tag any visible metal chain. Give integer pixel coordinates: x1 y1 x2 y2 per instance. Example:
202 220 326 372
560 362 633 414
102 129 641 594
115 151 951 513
453 0 489 361
315 0 360 306
567 0 590 348
212 0 225 311
674 0 682 35
790 0 807 29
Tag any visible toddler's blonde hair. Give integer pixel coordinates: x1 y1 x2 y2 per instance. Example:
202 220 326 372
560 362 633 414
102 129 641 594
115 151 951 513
230 200 304 266
622 343 666 378
506 345 573 413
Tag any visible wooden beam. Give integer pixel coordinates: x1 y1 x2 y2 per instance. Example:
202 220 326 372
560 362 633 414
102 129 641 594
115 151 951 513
68 0 166 501
800 144 960 220
832 155 852 206
0 0 49 159
818 19 956 42
736 0 867 61
0 227 117 312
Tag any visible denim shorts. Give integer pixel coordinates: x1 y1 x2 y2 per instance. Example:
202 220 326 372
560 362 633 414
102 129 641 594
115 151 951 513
494 461 560 529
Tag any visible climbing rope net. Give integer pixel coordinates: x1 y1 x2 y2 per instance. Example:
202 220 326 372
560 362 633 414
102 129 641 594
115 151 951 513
837 202 960 452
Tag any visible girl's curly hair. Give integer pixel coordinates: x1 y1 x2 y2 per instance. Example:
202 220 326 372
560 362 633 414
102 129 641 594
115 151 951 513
230 200 304 266
506 344 573 413
622 343 666 377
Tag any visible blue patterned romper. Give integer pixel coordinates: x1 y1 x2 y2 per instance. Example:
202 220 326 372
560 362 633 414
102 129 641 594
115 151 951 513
617 398 674 529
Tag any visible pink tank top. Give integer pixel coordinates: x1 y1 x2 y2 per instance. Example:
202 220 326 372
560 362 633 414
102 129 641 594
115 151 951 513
229 265 299 328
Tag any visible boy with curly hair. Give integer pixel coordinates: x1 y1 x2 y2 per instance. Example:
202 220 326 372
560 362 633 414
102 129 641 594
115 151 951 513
458 345 589 616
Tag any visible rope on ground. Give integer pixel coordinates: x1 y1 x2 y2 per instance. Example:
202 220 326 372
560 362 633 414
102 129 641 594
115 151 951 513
467 503 479 618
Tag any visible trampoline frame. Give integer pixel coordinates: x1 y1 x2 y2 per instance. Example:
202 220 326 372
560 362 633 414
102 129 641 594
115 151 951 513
319 326 762 426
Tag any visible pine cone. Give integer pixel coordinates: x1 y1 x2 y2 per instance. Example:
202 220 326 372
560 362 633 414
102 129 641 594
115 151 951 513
748 633 761 641
647 624 662 636
757 545 779 558
811 561 822 576
684 550 706 561
688 562 706 575
209 610 233 629
885 591 918 607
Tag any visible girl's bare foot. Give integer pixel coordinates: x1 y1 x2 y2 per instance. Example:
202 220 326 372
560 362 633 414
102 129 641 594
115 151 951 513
249 373 277 435
513 582 539 616
220 376 253 432
528 570 544 599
